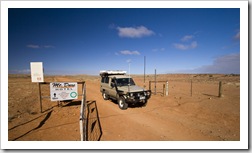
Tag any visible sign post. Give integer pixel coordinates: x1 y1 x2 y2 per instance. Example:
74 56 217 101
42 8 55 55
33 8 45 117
30 62 44 112
38 83 42 112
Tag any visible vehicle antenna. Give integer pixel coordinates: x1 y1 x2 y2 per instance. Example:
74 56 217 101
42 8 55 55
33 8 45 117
144 56 146 89
128 61 131 92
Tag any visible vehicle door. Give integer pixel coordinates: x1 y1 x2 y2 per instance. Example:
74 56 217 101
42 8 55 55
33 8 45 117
108 77 118 99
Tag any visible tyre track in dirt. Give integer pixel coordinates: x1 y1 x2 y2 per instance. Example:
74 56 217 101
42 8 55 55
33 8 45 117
85 80 218 140
52 76 240 141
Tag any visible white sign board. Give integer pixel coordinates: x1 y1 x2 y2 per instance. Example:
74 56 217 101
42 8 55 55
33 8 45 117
30 62 44 82
50 82 78 101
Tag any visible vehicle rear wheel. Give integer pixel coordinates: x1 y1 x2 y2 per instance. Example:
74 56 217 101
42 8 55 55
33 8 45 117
102 91 109 100
117 96 128 110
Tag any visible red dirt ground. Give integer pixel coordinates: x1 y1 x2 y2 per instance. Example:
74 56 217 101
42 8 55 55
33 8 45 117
8 74 240 143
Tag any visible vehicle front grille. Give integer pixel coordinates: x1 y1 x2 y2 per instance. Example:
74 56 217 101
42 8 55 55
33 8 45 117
132 92 145 97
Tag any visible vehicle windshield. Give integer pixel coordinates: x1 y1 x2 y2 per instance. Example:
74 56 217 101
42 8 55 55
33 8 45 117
116 78 135 86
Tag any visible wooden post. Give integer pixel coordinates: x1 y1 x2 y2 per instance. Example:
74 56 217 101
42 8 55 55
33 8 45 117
38 83 42 113
163 84 165 96
166 81 168 96
78 81 87 141
219 81 223 97
191 80 192 97
154 69 156 95
149 81 151 91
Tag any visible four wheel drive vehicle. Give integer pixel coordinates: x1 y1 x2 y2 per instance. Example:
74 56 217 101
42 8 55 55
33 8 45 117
100 70 151 110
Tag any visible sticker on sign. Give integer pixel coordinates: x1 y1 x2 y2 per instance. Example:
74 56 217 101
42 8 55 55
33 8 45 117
50 82 78 101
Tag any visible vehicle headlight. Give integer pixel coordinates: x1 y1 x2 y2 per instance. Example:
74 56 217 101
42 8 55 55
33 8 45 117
128 93 133 97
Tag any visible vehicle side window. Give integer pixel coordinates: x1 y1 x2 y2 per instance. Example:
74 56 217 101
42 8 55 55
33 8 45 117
101 76 109 83
105 77 109 83
110 78 115 87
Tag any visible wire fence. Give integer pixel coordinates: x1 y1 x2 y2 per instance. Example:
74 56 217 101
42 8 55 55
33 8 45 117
149 79 227 98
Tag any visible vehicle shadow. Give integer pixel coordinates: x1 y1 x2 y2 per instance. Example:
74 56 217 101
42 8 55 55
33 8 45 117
110 99 147 108
86 100 102 141
128 102 148 108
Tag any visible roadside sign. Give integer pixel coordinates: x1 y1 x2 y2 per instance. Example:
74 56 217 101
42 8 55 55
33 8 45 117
50 82 78 101
30 62 44 82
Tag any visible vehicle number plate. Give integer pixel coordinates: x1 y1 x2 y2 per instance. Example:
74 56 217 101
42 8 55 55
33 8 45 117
140 96 145 100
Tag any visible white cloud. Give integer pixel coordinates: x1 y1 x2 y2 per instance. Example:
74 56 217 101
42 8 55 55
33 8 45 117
27 44 40 49
193 53 240 74
233 31 240 40
191 41 197 48
173 43 188 50
27 44 55 49
117 26 155 38
44 45 55 48
181 35 194 42
119 50 140 55
9 69 31 74
174 34 198 50
152 48 165 52
221 31 240 50
160 48 165 51
19 69 31 73
174 41 198 50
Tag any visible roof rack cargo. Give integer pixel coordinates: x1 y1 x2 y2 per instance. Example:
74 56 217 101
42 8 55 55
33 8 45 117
100 70 127 77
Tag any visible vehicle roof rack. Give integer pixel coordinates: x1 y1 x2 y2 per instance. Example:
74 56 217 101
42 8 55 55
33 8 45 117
100 70 127 77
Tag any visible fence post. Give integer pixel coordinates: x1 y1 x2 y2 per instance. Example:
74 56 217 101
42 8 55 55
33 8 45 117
80 82 86 141
219 81 223 97
149 81 151 91
166 81 168 96
191 80 192 97
154 69 156 95
163 84 164 96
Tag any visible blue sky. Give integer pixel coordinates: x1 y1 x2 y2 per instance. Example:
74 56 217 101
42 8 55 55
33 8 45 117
8 8 240 75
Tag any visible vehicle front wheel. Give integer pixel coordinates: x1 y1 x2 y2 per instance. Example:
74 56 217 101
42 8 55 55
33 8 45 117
102 91 109 100
117 96 128 110
142 100 148 107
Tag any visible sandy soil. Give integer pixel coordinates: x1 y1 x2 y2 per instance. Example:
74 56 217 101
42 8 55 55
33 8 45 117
8 74 240 142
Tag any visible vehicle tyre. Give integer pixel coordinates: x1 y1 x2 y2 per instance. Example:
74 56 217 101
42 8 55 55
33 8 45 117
102 91 109 100
142 100 148 107
117 96 128 110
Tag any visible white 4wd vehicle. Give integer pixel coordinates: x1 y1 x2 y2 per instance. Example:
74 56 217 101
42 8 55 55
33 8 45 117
100 70 151 110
